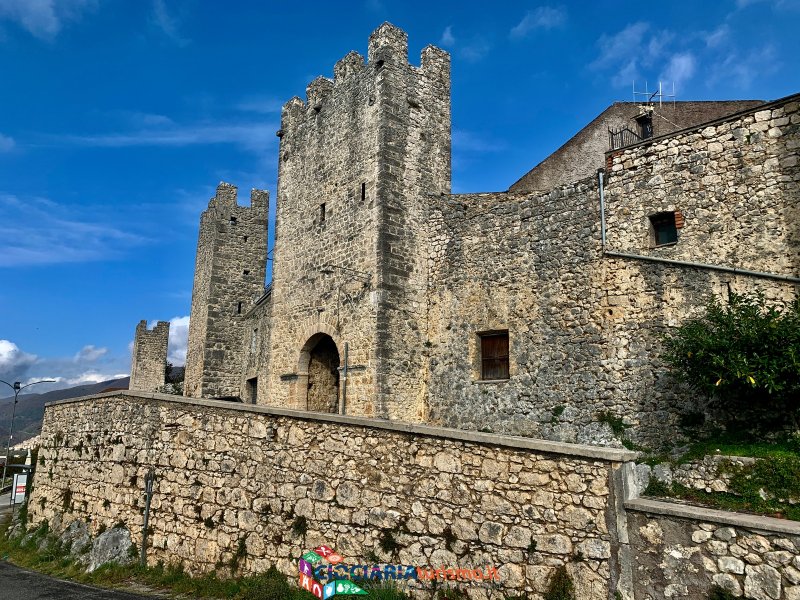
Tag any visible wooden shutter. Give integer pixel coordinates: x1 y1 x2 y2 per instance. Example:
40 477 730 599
481 333 509 380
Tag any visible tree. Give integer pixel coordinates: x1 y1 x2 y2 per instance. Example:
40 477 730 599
662 291 800 431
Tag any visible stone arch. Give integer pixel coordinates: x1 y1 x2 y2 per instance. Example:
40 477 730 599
296 326 341 413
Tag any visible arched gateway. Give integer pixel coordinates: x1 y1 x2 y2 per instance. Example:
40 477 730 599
297 333 340 413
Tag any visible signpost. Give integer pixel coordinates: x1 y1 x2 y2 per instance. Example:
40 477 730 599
11 473 27 504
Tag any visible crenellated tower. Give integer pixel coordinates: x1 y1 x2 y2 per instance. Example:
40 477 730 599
266 22 450 420
129 320 170 393
183 183 268 398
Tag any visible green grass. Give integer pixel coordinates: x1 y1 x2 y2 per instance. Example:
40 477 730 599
643 480 800 521
676 432 800 464
0 517 318 599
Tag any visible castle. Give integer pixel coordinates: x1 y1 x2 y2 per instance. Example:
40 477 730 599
130 23 800 447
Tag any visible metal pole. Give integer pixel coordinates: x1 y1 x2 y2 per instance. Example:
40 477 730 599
1 379 55 506
339 343 348 415
140 468 155 567
1 382 20 506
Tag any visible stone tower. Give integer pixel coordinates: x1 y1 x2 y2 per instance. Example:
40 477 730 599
265 23 450 419
129 320 169 392
183 183 268 398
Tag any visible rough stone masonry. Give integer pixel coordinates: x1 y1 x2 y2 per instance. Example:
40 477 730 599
158 23 799 447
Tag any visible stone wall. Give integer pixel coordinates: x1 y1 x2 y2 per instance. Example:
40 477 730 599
604 95 800 277
627 500 800 600
509 100 764 194
28 392 635 599
129 320 169 393
424 93 800 447
183 183 268 399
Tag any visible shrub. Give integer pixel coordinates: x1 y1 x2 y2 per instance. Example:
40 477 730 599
662 292 800 432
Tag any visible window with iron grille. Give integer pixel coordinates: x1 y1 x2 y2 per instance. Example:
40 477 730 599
480 331 509 380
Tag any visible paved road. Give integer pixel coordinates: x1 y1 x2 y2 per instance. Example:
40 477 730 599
0 562 157 599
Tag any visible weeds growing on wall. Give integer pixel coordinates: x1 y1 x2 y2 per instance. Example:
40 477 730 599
544 565 575 600
662 291 800 433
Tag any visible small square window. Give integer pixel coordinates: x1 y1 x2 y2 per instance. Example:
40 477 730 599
480 331 509 380
650 212 678 246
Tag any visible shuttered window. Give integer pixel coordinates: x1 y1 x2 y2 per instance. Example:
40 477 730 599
480 332 509 380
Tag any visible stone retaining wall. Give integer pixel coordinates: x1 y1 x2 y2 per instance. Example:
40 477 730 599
627 499 800 600
28 392 635 599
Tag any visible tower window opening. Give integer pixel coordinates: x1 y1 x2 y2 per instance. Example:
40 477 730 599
243 269 250 275
243 235 248 242
361 182 366 201
650 212 679 247
237 302 243 314
229 216 237 226
320 202 326 224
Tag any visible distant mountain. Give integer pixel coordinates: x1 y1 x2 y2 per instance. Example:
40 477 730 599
0 377 130 445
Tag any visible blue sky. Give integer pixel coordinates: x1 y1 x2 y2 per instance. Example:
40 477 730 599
0 0 798 393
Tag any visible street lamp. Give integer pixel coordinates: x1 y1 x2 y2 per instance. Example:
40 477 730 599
1 378 55 503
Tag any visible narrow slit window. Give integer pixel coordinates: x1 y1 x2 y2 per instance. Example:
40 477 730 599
237 302 243 314
320 202 326 224
480 331 509 380
361 182 366 201
650 212 678 246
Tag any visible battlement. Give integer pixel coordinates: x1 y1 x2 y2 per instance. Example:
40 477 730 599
367 21 408 66
333 51 365 82
279 22 449 132
207 182 268 213
135 319 169 336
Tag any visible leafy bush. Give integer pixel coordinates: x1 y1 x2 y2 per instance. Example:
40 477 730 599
662 292 800 431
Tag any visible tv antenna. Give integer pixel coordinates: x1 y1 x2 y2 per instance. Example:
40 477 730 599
632 81 676 107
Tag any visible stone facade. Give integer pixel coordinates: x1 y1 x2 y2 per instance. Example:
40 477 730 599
173 22 800 446
129 320 169 393
28 392 635 599
183 183 268 399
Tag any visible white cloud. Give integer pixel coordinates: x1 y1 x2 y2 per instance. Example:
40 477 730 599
234 96 283 115
50 120 279 155
459 38 491 62
0 133 15 152
591 22 688 89
167 315 189 366
592 22 650 71
0 339 37 380
440 25 455 47
73 345 108 362
712 44 779 90
453 129 506 154
0 193 147 267
510 6 566 39
151 0 189 47
660 52 696 91
0 0 96 40
704 25 729 48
